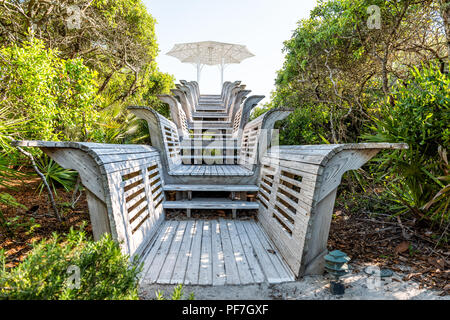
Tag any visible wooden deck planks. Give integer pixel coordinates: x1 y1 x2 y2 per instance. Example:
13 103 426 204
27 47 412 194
142 219 295 286
226 219 254 284
198 221 213 285
219 219 240 285
211 220 226 285
234 221 266 283
248 222 294 282
241 221 284 283
184 220 204 284
142 220 178 284
157 221 187 284
170 220 196 284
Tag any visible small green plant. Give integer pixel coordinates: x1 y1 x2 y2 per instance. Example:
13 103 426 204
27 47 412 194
36 155 78 194
363 64 450 226
0 225 142 300
0 193 34 236
155 284 195 300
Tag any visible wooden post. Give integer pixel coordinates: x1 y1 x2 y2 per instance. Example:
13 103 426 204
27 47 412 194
300 187 338 276
85 189 111 241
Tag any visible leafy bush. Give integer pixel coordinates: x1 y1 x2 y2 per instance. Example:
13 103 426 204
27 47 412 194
0 193 36 236
364 65 449 224
278 104 331 145
155 284 195 300
36 155 78 194
0 38 99 141
0 226 142 300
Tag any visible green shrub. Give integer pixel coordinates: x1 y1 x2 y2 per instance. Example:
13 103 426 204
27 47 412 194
0 38 99 142
36 155 78 194
0 226 142 300
155 284 194 300
364 64 449 225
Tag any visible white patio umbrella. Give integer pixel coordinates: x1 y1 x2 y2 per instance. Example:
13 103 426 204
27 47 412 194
166 41 254 85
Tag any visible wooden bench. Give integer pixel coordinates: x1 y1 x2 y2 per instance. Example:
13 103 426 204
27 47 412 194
14 78 407 284
14 140 407 283
127 105 292 182
12 141 165 258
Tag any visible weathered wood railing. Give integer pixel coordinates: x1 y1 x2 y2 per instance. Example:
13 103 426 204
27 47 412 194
239 109 292 171
13 141 165 258
256 143 407 277
128 106 291 180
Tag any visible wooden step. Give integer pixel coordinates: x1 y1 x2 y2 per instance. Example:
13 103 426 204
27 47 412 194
180 155 240 161
163 184 259 192
197 101 224 105
180 145 240 150
187 138 238 142
188 133 234 137
163 199 259 210
195 107 226 111
189 124 232 130
194 109 226 113
192 112 228 117
168 164 254 176
191 120 231 125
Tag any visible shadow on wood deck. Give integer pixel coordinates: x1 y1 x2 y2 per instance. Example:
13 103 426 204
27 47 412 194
139 218 295 286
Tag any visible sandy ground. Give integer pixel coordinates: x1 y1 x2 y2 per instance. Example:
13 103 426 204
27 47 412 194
138 263 449 300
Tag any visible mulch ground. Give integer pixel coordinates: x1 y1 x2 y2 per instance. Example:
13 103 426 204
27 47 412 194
0 174 92 269
329 206 449 295
1 175 448 295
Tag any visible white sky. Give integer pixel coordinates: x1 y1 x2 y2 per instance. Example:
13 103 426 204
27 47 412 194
143 0 317 103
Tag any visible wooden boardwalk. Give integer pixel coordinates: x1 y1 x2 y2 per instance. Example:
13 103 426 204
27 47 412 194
139 219 295 286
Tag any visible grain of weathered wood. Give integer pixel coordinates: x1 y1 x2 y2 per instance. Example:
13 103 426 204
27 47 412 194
241 220 282 283
170 220 195 284
145 220 179 283
184 220 203 285
211 220 226 285
219 219 240 285
158 221 187 284
234 221 265 283
199 221 213 285
227 220 254 284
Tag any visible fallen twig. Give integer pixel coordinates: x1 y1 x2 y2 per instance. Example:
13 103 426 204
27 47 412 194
14 145 61 222
397 215 411 240
70 174 82 209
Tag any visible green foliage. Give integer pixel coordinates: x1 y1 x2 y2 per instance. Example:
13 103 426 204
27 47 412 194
279 105 331 145
270 0 448 225
36 155 78 194
0 38 99 141
155 284 195 300
0 106 27 188
272 0 443 143
143 68 176 118
0 226 142 300
364 65 450 224
0 193 37 236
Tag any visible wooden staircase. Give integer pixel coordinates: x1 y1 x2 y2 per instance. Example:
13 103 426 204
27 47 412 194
161 82 261 218
163 184 259 218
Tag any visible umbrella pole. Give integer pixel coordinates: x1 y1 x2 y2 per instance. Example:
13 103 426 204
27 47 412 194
220 58 225 87
196 62 201 84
